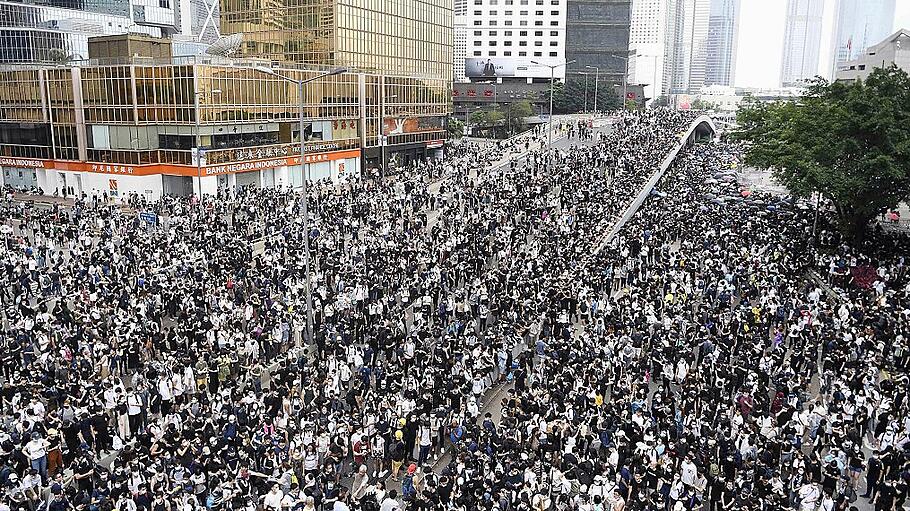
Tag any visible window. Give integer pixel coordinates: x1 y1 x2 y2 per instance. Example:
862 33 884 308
505 10 512 14
505 30 512 35
473 51 482 55
474 20 482 25
858 64 866 70
535 10 543 14
519 41 527 46
474 30 482 35
535 30 543 36
490 20 497 25
534 20 542 25
520 10 527 14
550 30 558 36
519 51 527 56
474 41 482 46
506 0 513 4
550 0 559 4
549 41 557 46
520 20 527 25
474 10 481 14
489 51 497 55
549 51 557 56
534 51 542 56
489 41 497 46
504 51 512 56
551 10 558 14
504 41 512 46
489 10 497 14
536 0 543 4
489 30 497 35
549 21 558 25
505 20 512 25
534 41 542 46
474 0 482 4
520 30 527 35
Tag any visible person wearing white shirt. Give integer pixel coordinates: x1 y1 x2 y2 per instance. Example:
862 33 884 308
378 489 400 511
262 484 284 511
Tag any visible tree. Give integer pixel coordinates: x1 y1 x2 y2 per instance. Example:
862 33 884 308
691 98 718 111
446 117 464 139
552 78 622 114
502 100 533 135
733 66 910 244
651 96 670 108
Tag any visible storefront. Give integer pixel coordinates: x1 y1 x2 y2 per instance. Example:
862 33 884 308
0 149 362 200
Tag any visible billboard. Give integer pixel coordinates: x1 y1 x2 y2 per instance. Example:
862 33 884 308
464 57 565 79
465 58 517 78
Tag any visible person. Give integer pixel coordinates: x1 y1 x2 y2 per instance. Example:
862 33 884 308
379 489 400 511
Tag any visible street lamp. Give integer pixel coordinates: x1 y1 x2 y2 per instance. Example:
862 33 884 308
606 52 634 110
193 88 222 202
380 93 398 179
584 65 600 115
254 65 347 346
480 80 498 111
531 59 575 158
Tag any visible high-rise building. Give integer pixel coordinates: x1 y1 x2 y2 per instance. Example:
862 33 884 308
662 0 737 96
565 0 631 88
780 0 824 87
830 0 896 78
220 0 454 82
704 0 739 87
455 0 568 82
453 0 468 82
0 0 176 62
629 0 667 101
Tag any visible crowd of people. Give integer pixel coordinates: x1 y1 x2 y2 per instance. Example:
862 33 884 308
0 109 907 511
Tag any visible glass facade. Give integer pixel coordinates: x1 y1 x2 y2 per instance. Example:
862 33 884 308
0 57 448 168
220 0 453 81
0 1 164 63
564 0 630 82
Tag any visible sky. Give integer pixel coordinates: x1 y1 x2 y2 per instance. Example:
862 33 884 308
734 0 910 88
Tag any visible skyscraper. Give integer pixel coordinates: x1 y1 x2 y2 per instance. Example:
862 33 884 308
780 0 824 87
830 0 896 78
662 0 708 95
703 0 739 87
565 0 631 87
662 0 738 95
629 0 667 100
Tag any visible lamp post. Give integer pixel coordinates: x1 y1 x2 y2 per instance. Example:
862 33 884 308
531 59 575 160
380 92 398 179
581 72 589 114
193 88 222 202
254 65 347 346
584 65 600 115
606 51 634 110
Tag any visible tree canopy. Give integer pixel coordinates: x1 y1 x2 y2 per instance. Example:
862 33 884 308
733 66 910 244
552 78 622 114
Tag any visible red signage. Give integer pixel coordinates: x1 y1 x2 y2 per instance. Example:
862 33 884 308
452 89 460 97
626 92 637 100
467 89 477 97
483 89 494 97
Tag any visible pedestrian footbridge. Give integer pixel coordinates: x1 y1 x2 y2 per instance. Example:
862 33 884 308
600 115 719 247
